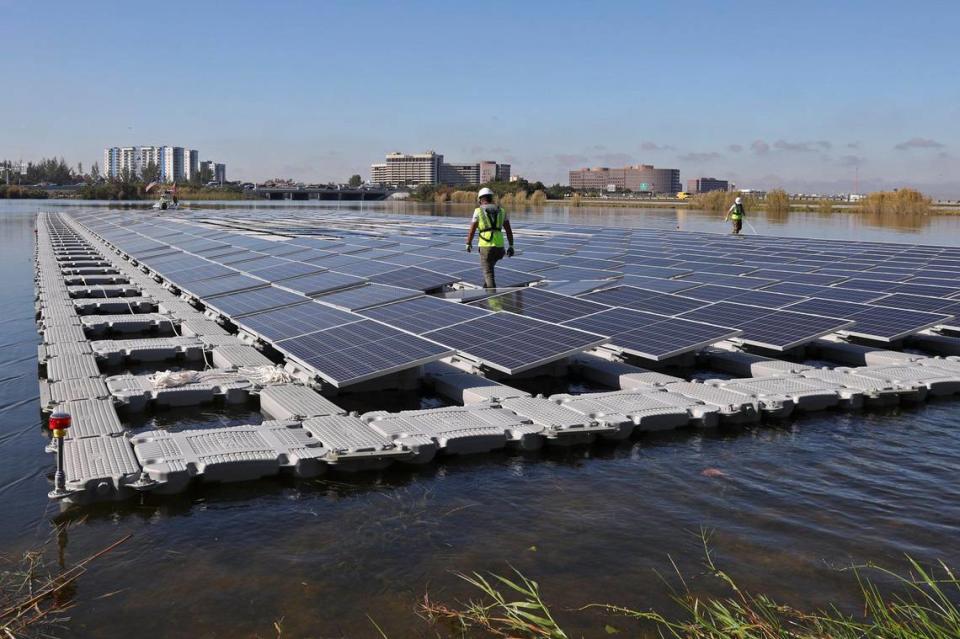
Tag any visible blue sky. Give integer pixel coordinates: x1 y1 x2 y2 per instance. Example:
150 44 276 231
2 0 958 195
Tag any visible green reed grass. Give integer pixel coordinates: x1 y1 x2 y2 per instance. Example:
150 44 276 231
417 535 960 639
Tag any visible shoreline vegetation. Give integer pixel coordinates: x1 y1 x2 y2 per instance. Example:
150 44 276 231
407 541 960 639
415 181 950 216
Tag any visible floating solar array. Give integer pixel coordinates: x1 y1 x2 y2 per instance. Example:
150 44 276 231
68 206 960 388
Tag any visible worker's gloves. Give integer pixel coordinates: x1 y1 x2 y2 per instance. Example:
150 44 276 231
506 246 515 257
465 244 472 253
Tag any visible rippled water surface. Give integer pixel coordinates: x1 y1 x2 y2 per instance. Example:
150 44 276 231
3 200 960 638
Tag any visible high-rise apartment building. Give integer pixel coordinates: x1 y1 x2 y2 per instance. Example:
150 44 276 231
102 146 222 183
370 151 510 186
199 161 227 183
161 147 184 183
687 177 729 194
569 164 681 194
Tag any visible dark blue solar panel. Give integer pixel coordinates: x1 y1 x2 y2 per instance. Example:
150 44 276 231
784 298 950 341
206 287 310 318
359 296 492 334
679 285 804 309
582 285 706 316
183 274 266 297
424 312 605 373
368 267 459 291
468 288 609 323
678 302 852 350
276 319 450 387
278 271 367 296
314 284 422 311
679 272 779 289
252 261 326 282
562 307 740 361
239 302 363 340
613 275 701 293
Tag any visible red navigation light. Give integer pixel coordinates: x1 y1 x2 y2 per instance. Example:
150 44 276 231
48 408 72 431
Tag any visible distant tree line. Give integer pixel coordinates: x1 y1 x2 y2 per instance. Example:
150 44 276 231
412 179 573 203
1 157 80 185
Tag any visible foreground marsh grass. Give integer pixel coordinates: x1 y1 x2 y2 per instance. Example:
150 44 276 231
414 538 960 638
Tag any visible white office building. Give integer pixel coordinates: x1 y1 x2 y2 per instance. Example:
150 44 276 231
370 150 510 186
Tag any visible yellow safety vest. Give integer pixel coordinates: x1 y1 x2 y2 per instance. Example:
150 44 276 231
475 206 506 248
730 203 744 220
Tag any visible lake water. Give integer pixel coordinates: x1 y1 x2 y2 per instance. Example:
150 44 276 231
4 199 960 637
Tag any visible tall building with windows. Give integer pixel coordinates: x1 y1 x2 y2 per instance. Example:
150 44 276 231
102 145 221 183
687 177 729 194
199 161 227 183
569 164 681 194
370 151 510 186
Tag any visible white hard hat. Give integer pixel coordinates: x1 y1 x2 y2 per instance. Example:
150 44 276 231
735 197 742 204
478 187 495 200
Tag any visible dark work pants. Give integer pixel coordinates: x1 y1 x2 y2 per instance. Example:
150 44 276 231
479 246 505 289
732 218 743 234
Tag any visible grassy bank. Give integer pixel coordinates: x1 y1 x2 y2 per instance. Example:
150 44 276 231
414 541 960 638
0 185 49 199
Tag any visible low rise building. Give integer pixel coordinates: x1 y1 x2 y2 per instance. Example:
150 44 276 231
569 164 681 194
687 177 729 194
370 151 510 186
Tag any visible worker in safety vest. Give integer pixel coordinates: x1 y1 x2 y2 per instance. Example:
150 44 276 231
466 187 515 289
724 196 745 234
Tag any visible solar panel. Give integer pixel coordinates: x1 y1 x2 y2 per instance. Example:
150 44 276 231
423 312 607 374
217 251 270 265
468 288 610 323
562 256 624 270
678 272 779 289
761 281 884 303
275 319 451 387
314 283 423 311
277 271 367 296
620 264 693 279
784 298 950 341
562 307 740 361
368 266 459 292
331 259 401 277
832 278 898 293
506 256 560 272
234 256 290 273
615 275 702 293
893 282 960 298
678 302 853 351
206 287 310 318
581 285 707 316
251 261 326 282
869 293 960 314
678 285 805 309
255 243 306 257
673 262 756 276
538 266 622 281
383 252 434 267
619 256 684 268
238 301 364 341
358 295 492 334
182 273 267 297
456 266 543 288
747 270 848 286
164 263 238 284
538 280 610 297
